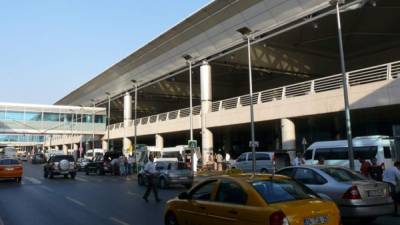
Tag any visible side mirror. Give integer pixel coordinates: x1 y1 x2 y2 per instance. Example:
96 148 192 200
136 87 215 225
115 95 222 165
178 192 190 200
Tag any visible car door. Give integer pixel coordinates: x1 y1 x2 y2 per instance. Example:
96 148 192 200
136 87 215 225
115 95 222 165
206 179 264 225
235 154 247 171
180 180 218 225
293 168 328 194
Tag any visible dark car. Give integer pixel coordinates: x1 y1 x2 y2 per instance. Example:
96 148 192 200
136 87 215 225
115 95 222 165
31 153 46 164
43 155 76 179
138 161 194 189
85 151 122 175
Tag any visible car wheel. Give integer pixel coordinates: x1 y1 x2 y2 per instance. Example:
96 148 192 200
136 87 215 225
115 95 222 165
165 211 179 225
260 168 268 173
138 175 144 186
16 177 22 183
44 170 48 178
85 170 89 175
64 174 69 179
49 172 54 179
159 177 168 189
96 168 102 176
70 173 76 179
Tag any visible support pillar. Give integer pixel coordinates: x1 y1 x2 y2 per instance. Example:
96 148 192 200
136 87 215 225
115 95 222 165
102 140 108 151
123 137 132 157
200 61 214 165
281 118 296 159
73 144 78 150
123 92 132 127
62 145 68 155
155 134 164 150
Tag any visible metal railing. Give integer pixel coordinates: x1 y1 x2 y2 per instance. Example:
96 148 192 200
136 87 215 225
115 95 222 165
108 60 400 130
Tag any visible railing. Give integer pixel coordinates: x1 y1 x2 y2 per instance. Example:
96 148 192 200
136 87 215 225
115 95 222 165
108 60 400 130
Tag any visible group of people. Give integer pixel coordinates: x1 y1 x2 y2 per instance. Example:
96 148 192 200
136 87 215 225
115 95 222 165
110 155 133 176
206 151 230 171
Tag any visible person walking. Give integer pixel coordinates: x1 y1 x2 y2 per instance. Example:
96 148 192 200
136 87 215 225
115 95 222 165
383 161 400 216
119 155 126 176
369 158 383 181
359 158 371 177
142 154 161 203
293 152 305 166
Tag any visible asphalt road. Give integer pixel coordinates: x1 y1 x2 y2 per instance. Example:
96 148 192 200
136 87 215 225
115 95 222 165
0 162 183 225
0 163 399 225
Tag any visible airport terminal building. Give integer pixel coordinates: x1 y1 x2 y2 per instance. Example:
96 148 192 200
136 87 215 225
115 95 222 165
2 0 400 162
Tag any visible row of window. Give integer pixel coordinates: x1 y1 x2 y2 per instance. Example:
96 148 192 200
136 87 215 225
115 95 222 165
0 135 44 142
303 146 389 160
0 111 105 123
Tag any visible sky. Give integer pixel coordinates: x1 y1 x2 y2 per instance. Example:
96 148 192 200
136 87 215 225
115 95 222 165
0 0 210 104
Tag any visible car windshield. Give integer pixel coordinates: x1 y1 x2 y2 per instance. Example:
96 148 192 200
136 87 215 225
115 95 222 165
252 179 318 204
321 167 365 182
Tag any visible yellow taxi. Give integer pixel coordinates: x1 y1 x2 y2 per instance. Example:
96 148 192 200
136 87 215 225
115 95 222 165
164 174 340 225
0 158 23 183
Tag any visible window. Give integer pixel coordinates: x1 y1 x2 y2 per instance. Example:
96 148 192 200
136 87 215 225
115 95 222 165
5 111 24 121
190 180 217 201
321 167 365 182
256 153 270 161
216 180 247 205
0 111 5 120
252 179 317 204
25 112 42 121
277 168 294 177
95 115 105 123
304 150 313 160
83 115 93 123
315 146 377 160
383 147 392 159
237 154 246 162
43 113 60 122
294 168 327 185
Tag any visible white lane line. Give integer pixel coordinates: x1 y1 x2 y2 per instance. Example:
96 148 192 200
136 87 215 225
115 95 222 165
24 176 42 185
127 191 141 198
65 196 86 207
75 177 88 182
109 217 131 225
39 186 54 193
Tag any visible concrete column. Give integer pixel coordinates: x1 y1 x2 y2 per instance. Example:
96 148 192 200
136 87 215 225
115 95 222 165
62 145 68 155
73 144 78 150
155 134 164 150
123 137 132 157
281 118 296 158
123 92 132 127
102 140 108 151
200 61 213 164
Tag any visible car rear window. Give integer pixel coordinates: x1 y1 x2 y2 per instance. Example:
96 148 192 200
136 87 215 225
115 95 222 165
169 162 188 170
52 155 74 162
0 159 20 165
252 179 317 204
321 167 365 182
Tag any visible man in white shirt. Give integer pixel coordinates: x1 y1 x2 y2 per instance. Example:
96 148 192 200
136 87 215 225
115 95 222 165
142 154 161 203
383 161 400 216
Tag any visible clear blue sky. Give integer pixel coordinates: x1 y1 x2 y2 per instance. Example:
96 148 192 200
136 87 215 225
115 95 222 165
0 0 210 104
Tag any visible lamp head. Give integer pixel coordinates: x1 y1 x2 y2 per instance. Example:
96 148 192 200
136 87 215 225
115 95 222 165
237 27 252 36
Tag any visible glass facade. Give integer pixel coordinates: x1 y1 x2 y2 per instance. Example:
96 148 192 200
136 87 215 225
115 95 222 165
25 112 41 121
5 111 24 121
0 110 105 124
0 134 44 142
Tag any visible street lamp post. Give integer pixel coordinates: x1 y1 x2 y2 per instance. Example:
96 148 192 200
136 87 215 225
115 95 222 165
105 92 111 152
237 27 256 175
131 80 139 174
91 99 96 150
331 0 355 170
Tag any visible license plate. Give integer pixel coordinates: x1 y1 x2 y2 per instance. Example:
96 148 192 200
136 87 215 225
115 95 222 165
304 216 328 225
5 168 14 171
368 189 384 197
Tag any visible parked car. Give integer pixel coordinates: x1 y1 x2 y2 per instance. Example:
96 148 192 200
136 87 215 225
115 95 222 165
138 161 193 189
31 153 46 164
76 158 90 171
43 155 76 179
277 165 393 222
231 151 291 173
304 135 395 171
0 158 23 183
85 151 122 175
164 174 340 225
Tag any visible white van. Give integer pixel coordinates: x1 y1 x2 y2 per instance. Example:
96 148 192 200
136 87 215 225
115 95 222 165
84 149 105 161
304 135 395 171
231 151 291 173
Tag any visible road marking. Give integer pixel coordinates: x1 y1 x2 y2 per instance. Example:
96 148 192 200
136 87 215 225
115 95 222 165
24 176 42 185
109 217 131 225
127 191 141 198
0 215 4 225
75 177 88 182
39 186 54 192
65 196 86 207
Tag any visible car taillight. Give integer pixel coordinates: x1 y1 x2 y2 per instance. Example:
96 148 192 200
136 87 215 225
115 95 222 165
270 211 289 225
342 186 361 199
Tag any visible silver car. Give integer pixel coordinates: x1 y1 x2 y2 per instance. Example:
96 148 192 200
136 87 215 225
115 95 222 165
138 161 194 189
277 165 394 222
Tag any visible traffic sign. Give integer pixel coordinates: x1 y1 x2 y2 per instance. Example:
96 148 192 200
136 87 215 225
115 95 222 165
188 140 197 149
249 141 259 148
